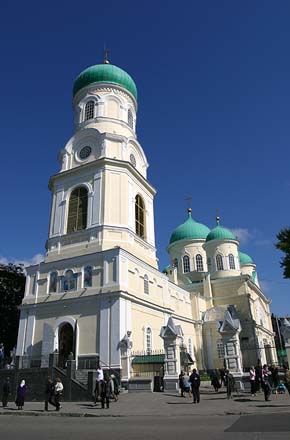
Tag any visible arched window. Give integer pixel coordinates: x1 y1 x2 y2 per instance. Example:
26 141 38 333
128 109 133 129
195 254 204 272
229 254 235 270
188 338 193 356
67 187 88 234
135 195 146 239
84 265 92 288
63 270 77 291
216 254 224 271
49 272 58 293
84 100 95 121
173 258 178 269
183 255 190 273
146 327 152 354
144 274 149 295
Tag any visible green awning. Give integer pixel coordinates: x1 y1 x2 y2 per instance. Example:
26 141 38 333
132 354 165 364
277 349 287 357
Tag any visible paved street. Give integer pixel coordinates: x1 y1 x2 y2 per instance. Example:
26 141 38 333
1 414 290 440
1 388 290 439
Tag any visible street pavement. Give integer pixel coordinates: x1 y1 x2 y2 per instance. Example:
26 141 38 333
1 385 290 418
1 386 290 439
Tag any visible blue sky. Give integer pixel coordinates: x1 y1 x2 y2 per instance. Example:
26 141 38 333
0 0 289 314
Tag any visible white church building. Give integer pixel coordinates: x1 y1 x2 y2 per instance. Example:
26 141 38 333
16 57 277 383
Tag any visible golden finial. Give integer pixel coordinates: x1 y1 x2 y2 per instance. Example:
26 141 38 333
186 196 192 217
216 209 220 225
103 46 110 64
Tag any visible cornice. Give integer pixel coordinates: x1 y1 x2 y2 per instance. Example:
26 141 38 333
48 157 156 195
73 83 137 110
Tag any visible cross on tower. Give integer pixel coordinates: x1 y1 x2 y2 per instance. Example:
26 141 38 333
103 47 110 64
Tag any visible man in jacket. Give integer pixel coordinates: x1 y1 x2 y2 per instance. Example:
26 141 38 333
101 375 112 409
189 368 200 404
2 377 11 407
284 367 290 395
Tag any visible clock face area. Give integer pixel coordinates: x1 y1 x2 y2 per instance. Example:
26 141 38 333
78 146 92 160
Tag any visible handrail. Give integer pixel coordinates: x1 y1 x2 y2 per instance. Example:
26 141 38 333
98 359 121 380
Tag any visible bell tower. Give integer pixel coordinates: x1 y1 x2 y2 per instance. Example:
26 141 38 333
46 59 157 268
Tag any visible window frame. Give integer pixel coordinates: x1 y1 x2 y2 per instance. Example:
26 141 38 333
183 255 190 273
216 254 224 271
217 340 225 359
83 265 93 288
195 254 204 272
144 274 149 295
128 109 134 129
67 186 88 234
135 194 146 239
49 271 58 294
84 100 95 121
62 270 77 292
228 254 235 270
145 326 152 355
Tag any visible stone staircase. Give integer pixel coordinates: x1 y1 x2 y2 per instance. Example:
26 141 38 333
75 369 90 387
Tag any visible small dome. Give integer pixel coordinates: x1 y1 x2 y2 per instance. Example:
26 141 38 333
73 63 137 100
239 251 254 265
206 224 236 242
169 210 210 244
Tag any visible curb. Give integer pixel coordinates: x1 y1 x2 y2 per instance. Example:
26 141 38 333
1 408 290 418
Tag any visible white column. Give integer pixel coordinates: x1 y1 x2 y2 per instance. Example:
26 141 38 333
16 310 28 356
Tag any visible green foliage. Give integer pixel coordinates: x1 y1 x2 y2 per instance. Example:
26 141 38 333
200 374 211 381
0 263 25 354
276 228 290 279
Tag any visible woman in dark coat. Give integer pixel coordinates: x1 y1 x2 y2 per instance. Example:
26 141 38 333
211 369 221 392
15 380 27 410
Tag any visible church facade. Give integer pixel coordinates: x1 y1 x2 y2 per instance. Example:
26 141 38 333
16 59 277 381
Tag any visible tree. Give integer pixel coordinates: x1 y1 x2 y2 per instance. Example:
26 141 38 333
276 227 290 279
0 263 25 355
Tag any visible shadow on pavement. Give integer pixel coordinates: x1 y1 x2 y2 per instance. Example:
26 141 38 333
166 402 194 405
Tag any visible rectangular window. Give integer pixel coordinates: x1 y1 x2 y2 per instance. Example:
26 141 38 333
217 341 225 359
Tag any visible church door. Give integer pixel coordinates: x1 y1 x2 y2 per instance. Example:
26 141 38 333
58 323 74 368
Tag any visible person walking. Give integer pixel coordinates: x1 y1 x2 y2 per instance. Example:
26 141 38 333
15 380 27 410
101 375 112 409
2 377 11 407
189 368 200 404
269 364 279 392
179 371 185 397
0 343 4 369
255 363 262 393
261 364 271 401
53 378 63 411
44 377 54 411
225 370 235 399
94 365 104 403
109 374 119 402
283 367 290 395
211 369 220 392
249 366 256 396
219 368 226 387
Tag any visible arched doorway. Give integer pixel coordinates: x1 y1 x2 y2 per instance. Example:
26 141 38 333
58 323 74 368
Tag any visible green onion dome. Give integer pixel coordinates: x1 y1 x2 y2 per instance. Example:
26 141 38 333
206 217 236 242
73 63 137 100
238 251 254 265
169 209 210 244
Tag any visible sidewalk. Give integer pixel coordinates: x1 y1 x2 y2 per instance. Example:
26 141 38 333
1 386 290 418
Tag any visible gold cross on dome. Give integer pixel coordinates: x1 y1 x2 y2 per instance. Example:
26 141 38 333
103 47 110 64
186 196 192 210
